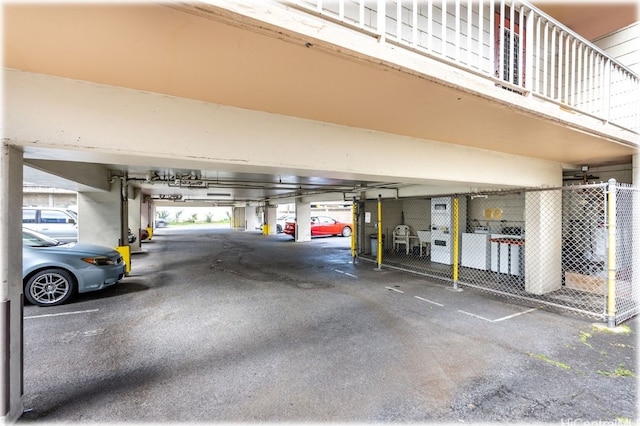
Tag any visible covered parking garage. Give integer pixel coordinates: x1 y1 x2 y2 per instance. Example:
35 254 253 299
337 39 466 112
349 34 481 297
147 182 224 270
2 1 638 422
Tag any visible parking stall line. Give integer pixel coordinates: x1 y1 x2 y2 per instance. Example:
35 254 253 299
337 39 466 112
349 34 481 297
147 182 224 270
25 308 99 320
492 307 539 322
414 296 444 307
458 307 540 323
375 278 538 323
458 310 494 322
334 269 358 278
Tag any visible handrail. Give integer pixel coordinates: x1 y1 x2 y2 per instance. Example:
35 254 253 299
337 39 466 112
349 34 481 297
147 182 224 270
289 0 639 134
519 0 638 76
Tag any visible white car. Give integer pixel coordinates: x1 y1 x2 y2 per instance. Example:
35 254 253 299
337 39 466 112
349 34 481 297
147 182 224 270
276 214 295 233
22 207 78 243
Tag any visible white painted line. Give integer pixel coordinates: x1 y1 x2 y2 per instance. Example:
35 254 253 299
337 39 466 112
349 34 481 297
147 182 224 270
458 310 494 322
385 286 404 293
492 307 539 322
415 296 444 307
25 309 99 320
334 269 357 278
459 307 540 323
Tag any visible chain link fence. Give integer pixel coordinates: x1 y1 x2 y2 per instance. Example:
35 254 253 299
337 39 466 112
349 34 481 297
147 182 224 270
354 181 638 325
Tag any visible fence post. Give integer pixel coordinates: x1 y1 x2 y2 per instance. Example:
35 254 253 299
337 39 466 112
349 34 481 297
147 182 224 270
377 194 383 269
606 178 617 327
452 197 460 290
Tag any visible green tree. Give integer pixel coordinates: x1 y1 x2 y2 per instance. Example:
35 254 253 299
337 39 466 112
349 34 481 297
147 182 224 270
175 210 183 222
205 212 213 223
157 210 170 219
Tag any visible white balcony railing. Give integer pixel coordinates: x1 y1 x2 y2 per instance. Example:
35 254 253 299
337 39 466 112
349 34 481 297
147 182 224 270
292 0 640 133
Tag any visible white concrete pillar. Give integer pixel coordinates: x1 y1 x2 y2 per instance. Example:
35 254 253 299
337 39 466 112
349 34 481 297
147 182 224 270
0 143 24 422
77 183 124 248
245 206 257 232
266 205 277 235
141 195 151 230
128 186 142 252
524 190 562 295
230 207 240 230
295 200 312 242
633 154 639 186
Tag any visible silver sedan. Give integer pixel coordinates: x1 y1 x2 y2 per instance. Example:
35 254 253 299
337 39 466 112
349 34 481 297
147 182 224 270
23 228 126 306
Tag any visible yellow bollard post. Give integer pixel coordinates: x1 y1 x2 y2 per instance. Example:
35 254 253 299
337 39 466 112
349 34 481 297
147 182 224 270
452 198 459 289
115 245 131 275
262 223 269 235
146 226 153 240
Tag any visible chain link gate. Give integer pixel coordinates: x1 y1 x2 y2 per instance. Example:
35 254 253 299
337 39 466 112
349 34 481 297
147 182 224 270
354 181 639 324
614 183 639 324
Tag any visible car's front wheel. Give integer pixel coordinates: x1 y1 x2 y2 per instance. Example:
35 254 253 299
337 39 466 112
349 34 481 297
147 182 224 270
341 226 352 237
25 269 75 307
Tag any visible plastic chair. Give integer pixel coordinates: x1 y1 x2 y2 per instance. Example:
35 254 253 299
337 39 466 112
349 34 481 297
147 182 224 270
393 225 411 254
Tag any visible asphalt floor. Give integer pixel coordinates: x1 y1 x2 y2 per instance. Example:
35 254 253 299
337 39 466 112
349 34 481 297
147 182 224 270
19 225 638 423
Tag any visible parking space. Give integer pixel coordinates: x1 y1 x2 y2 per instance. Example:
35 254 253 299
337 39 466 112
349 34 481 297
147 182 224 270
20 227 637 423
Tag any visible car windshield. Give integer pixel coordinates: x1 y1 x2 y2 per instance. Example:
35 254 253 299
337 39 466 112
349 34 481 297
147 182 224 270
66 210 78 220
23 230 63 247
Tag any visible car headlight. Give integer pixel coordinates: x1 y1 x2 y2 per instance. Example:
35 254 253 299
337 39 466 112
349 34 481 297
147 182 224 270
82 256 115 266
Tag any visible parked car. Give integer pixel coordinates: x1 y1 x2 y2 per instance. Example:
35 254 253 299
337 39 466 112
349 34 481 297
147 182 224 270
128 228 137 244
277 214 295 233
155 218 168 228
22 228 126 307
22 207 78 242
283 216 352 238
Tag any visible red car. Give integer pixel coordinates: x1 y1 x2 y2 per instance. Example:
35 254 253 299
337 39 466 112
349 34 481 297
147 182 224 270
283 216 352 238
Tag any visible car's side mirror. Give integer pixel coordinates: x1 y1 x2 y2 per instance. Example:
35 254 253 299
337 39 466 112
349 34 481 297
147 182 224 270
67 218 76 224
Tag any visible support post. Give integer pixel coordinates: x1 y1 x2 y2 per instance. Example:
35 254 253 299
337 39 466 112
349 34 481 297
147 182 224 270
0 143 24 422
452 198 460 289
607 178 617 327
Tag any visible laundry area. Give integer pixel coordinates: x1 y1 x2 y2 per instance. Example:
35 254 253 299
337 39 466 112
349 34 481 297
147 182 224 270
355 181 638 325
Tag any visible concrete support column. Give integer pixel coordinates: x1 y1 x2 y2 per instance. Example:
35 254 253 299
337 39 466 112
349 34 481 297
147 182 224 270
245 206 257 232
229 206 241 230
141 195 151 230
77 183 124 248
119 179 128 249
128 187 142 252
265 205 277 235
0 143 24 422
524 190 562 295
295 200 312 242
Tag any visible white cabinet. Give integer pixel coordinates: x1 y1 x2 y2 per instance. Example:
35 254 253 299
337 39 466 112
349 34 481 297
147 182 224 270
461 233 489 270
